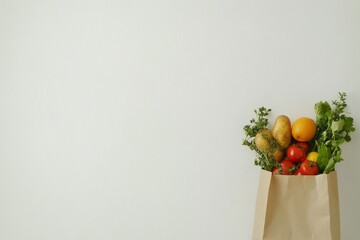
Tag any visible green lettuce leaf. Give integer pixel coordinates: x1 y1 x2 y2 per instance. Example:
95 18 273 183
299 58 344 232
314 101 331 122
316 145 331 172
331 119 345 133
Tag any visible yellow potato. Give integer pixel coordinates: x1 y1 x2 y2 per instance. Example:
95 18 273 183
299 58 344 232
255 129 272 151
272 115 292 149
255 129 284 162
271 148 284 162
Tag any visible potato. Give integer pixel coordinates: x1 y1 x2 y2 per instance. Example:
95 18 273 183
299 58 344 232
271 148 284 162
255 129 284 162
272 115 292 149
255 129 272 151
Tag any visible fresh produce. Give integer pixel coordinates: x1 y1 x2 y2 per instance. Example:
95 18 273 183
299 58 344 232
286 145 306 163
243 92 355 175
292 117 317 142
294 168 302 175
299 160 319 175
295 141 310 152
272 160 296 175
243 107 281 171
307 152 319 162
255 129 283 162
313 92 355 174
272 115 292 149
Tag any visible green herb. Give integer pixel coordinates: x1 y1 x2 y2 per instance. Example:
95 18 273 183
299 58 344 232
314 92 355 173
243 107 276 171
243 107 271 138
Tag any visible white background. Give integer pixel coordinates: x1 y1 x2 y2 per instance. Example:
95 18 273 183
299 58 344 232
1 0 360 239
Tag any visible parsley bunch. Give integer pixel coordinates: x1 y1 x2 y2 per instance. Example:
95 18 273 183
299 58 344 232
314 92 356 173
243 107 276 171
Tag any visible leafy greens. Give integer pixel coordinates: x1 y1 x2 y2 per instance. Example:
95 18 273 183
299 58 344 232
313 92 355 173
243 107 277 171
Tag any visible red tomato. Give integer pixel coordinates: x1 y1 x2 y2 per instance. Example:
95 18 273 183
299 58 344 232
295 142 310 153
294 168 302 175
272 160 295 175
286 145 306 163
299 160 319 175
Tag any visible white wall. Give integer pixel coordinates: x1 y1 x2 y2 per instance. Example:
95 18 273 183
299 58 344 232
1 0 360 239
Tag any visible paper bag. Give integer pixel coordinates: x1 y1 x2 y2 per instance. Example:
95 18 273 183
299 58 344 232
252 170 340 240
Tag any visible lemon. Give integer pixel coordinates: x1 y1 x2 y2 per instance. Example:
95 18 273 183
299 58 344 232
307 152 318 162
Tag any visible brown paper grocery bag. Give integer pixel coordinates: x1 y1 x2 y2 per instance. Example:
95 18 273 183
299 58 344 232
252 170 340 240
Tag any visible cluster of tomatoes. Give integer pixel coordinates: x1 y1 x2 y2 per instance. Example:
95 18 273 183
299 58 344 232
272 141 319 175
